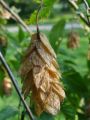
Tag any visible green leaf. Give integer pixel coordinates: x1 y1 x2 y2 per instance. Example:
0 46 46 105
0 66 5 97
33 0 41 4
18 26 25 42
87 59 90 70
62 64 88 97
28 0 56 24
0 18 7 25
77 0 83 4
78 3 87 15
37 112 54 120
0 106 18 120
55 112 66 120
29 10 37 24
62 100 76 120
49 19 66 52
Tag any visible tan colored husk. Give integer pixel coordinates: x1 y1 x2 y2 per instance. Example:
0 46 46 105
67 32 80 49
20 33 65 116
0 5 11 19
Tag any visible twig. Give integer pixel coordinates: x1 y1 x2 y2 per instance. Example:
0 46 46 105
0 51 35 120
83 0 89 9
0 0 32 35
36 0 43 34
68 0 90 27
83 0 90 24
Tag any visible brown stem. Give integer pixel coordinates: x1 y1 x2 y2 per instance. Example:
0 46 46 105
36 0 43 34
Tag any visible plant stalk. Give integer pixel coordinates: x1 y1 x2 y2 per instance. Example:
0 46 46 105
0 51 35 120
68 0 90 27
0 0 32 35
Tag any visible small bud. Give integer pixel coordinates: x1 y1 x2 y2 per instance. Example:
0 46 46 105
3 77 12 96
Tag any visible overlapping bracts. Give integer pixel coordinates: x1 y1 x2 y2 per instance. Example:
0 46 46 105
20 33 65 115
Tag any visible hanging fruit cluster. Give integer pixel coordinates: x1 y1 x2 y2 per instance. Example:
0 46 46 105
0 5 11 19
67 32 80 49
20 32 65 116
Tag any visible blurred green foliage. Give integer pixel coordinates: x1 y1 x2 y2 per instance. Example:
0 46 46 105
0 0 90 120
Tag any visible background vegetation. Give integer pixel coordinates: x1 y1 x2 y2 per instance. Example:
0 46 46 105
0 0 90 120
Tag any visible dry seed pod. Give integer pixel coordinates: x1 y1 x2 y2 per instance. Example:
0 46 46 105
0 5 11 19
20 33 65 116
3 77 12 96
67 32 80 49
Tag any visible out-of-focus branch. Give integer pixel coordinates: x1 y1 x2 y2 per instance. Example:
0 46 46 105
68 0 90 27
0 52 35 120
83 0 89 9
83 0 90 23
0 0 32 35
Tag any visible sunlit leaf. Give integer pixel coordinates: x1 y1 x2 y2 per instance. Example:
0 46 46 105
49 19 66 52
18 26 25 42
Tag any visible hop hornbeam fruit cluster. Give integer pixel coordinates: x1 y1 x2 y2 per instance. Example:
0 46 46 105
0 5 11 19
67 32 80 49
20 33 65 115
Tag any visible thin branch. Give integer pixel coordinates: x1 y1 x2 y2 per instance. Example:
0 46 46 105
36 0 43 34
0 51 35 120
83 0 90 24
68 0 90 27
83 0 89 9
0 0 32 35
69 0 79 9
